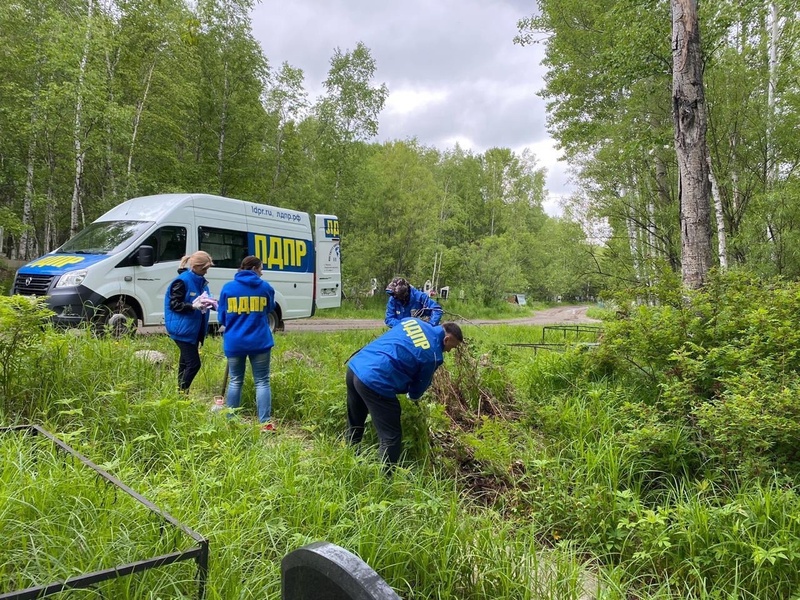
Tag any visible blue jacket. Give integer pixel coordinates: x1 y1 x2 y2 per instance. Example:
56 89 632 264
164 269 210 343
348 318 445 399
385 286 442 328
218 270 276 358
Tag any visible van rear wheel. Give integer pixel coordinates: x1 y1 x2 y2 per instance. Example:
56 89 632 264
268 311 283 333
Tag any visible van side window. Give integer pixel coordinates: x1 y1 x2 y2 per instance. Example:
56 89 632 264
118 226 186 267
142 234 159 257
159 226 187 262
198 227 248 269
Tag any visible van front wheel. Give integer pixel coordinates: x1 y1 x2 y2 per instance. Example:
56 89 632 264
97 300 139 338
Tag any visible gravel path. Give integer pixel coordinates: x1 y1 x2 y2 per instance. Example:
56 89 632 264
282 305 600 332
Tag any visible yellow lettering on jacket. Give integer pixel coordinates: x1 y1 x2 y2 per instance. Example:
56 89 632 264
402 320 430 349
227 296 267 314
250 296 266 312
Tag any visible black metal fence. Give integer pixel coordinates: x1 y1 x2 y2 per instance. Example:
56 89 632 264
507 324 603 353
0 425 208 600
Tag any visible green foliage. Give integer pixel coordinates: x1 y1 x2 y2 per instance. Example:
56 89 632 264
6 298 800 598
0 325 597 599
0 296 54 414
0 433 197 596
585 304 615 320
521 0 800 284
459 235 526 305
0 0 593 303
598 273 800 478
462 417 518 476
0 260 16 295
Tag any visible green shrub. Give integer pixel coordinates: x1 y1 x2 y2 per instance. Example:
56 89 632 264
597 272 800 479
0 296 55 417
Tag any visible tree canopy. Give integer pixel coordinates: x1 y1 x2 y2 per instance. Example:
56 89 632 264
519 0 800 292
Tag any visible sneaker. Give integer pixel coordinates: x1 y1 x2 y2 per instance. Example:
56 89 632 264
261 422 276 432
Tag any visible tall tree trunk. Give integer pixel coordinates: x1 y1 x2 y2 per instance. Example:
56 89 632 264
707 155 728 269
767 1 779 186
19 115 38 260
105 47 121 203
70 0 94 237
217 61 229 195
647 198 657 262
764 2 781 261
45 179 56 253
44 133 58 252
19 49 45 260
672 0 713 289
127 56 157 196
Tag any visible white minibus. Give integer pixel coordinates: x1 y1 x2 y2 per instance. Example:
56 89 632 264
11 193 341 333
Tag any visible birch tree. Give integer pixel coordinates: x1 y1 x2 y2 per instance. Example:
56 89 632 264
196 0 268 197
263 62 308 194
316 42 388 210
70 0 94 237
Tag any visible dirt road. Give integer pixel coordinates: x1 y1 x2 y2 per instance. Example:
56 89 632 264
282 305 600 332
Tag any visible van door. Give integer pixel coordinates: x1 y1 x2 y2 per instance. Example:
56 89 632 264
314 215 341 309
132 225 188 325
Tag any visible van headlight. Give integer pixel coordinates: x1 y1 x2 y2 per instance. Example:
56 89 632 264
55 269 88 288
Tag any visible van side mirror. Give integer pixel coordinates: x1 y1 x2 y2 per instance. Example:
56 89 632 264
137 245 155 267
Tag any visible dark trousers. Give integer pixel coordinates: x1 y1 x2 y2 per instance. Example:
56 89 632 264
175 340 202 391
346 367 403 465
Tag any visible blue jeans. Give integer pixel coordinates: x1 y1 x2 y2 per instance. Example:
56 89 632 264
226 351 272 423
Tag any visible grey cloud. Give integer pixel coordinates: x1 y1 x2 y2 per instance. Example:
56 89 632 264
250 0 573 206
253 0 545 92
379 85 548 152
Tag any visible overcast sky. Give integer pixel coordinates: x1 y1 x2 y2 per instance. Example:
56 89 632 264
250 0 570 216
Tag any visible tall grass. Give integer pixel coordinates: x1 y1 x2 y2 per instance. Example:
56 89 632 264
4 302 800 598
1 322 592 599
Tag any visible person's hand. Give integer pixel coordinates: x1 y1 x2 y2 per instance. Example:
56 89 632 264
192 294 216 313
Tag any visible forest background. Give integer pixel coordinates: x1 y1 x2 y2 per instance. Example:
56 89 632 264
1 0 799 303
5 2 800 598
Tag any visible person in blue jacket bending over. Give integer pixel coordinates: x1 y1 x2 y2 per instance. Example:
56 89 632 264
346 318 463 468
384 277 443 328
218 255 277 431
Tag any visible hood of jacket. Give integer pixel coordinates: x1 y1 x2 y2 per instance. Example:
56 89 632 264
234 269 265 288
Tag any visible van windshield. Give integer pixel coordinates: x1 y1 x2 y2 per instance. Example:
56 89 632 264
57 220 151 255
